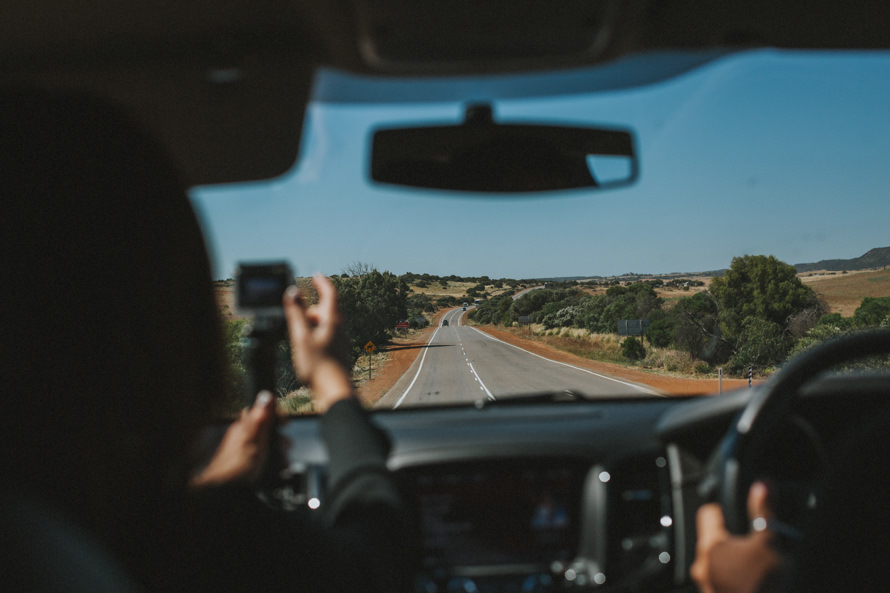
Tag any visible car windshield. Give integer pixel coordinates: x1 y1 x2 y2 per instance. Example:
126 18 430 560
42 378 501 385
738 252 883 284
191 49 890 413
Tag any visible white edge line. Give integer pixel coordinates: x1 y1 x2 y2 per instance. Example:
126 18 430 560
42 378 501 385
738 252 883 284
393 324 442 409
468 327 657 395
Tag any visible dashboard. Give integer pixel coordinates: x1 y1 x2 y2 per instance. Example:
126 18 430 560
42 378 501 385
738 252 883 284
252 372 890 593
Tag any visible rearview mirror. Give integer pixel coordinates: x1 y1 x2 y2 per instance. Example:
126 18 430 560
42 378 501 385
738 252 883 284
370 105 637 193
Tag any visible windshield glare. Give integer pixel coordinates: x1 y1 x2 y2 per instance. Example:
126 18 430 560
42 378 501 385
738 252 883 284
192 49 890 413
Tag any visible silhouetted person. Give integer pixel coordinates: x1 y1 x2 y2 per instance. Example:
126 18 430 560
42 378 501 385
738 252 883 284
0 91 414 593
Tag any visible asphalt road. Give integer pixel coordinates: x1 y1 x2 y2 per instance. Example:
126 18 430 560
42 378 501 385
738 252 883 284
376 308 656 409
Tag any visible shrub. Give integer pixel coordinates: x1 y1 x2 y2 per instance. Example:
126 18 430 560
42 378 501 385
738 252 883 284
694 361 712 375
622 336 646 361
854 297 890 328
817 312 855 331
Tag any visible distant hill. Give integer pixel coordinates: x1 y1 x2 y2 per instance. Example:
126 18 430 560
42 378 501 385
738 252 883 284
795 247 890 273
547 248 890 284
546 270 724 283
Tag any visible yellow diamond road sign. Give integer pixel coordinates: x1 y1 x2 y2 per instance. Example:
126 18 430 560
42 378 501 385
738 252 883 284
364 341 376 353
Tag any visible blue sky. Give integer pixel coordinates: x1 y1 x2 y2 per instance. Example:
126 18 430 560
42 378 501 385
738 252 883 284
192 49 890 280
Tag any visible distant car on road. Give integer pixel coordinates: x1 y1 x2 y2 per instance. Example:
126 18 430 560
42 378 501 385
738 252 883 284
463 302 469 307
462 307 466 311
442 319 448 326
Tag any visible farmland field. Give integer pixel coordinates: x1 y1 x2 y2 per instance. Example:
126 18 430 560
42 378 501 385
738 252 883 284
800 269 890 316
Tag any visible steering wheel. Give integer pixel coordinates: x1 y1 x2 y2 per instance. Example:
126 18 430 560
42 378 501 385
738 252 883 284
714 329 890 535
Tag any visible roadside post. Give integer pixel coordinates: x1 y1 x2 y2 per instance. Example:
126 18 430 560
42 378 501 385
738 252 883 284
718 367 723 395
748 366 753 388
364 341 376 381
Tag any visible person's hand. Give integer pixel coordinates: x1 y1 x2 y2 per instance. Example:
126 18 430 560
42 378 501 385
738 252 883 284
189 391 278 488
282 273 355 413
690 481 784 593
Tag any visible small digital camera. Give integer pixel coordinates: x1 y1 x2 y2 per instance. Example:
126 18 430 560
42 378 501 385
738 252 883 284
236 262 295 317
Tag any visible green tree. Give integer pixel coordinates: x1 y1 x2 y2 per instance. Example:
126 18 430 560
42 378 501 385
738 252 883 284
578 295 609 333
669 292 730 362
435 295 457 309
472 294 515 325
408 293 434 312
497 294 515 325
512 289 577 319
646 314 675 348
710 254 820 339
332 269 408 363
580 283 663 334
730 317 788 373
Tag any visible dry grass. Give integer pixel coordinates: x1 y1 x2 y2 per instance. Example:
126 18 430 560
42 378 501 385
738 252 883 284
800 269 890 315
498 323 731 377
546 335 625 363
277 348 390 414
577 280 712 310
352 349 390 386
409 281 477 298
499 325 626 363
214 276 316 321
654 283 711 303
214 287 238 320
642 349 698 374
407 282 517 303
278 387 314 414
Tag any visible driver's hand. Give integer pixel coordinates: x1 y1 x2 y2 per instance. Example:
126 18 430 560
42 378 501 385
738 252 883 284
690 481 784 593
189 391 278 488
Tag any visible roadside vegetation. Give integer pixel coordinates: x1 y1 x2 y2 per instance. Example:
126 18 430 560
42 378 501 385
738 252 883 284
217 255 889 409
468 255 890 378
218 265 532 408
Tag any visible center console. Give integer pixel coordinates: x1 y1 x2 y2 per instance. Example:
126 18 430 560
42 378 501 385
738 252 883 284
401 453 673 593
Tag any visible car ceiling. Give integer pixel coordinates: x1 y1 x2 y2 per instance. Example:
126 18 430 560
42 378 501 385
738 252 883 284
4 0 889 187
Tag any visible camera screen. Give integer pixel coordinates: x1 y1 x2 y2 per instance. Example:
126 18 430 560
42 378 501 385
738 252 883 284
236 262 294 310
242 275 287 307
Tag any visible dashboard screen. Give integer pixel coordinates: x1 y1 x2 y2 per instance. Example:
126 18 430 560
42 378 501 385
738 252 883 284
408 460 587 569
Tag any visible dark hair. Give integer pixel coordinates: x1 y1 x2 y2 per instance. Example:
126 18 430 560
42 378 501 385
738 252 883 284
0 91 225 531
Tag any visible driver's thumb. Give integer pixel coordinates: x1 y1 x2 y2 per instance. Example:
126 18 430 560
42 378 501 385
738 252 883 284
747 481 773 522
248 391 277 437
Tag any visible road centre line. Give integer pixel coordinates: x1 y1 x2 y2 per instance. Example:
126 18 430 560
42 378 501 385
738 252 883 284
459 329 495 401
468 363 495 400
396 316 508 408
468 327 656 394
